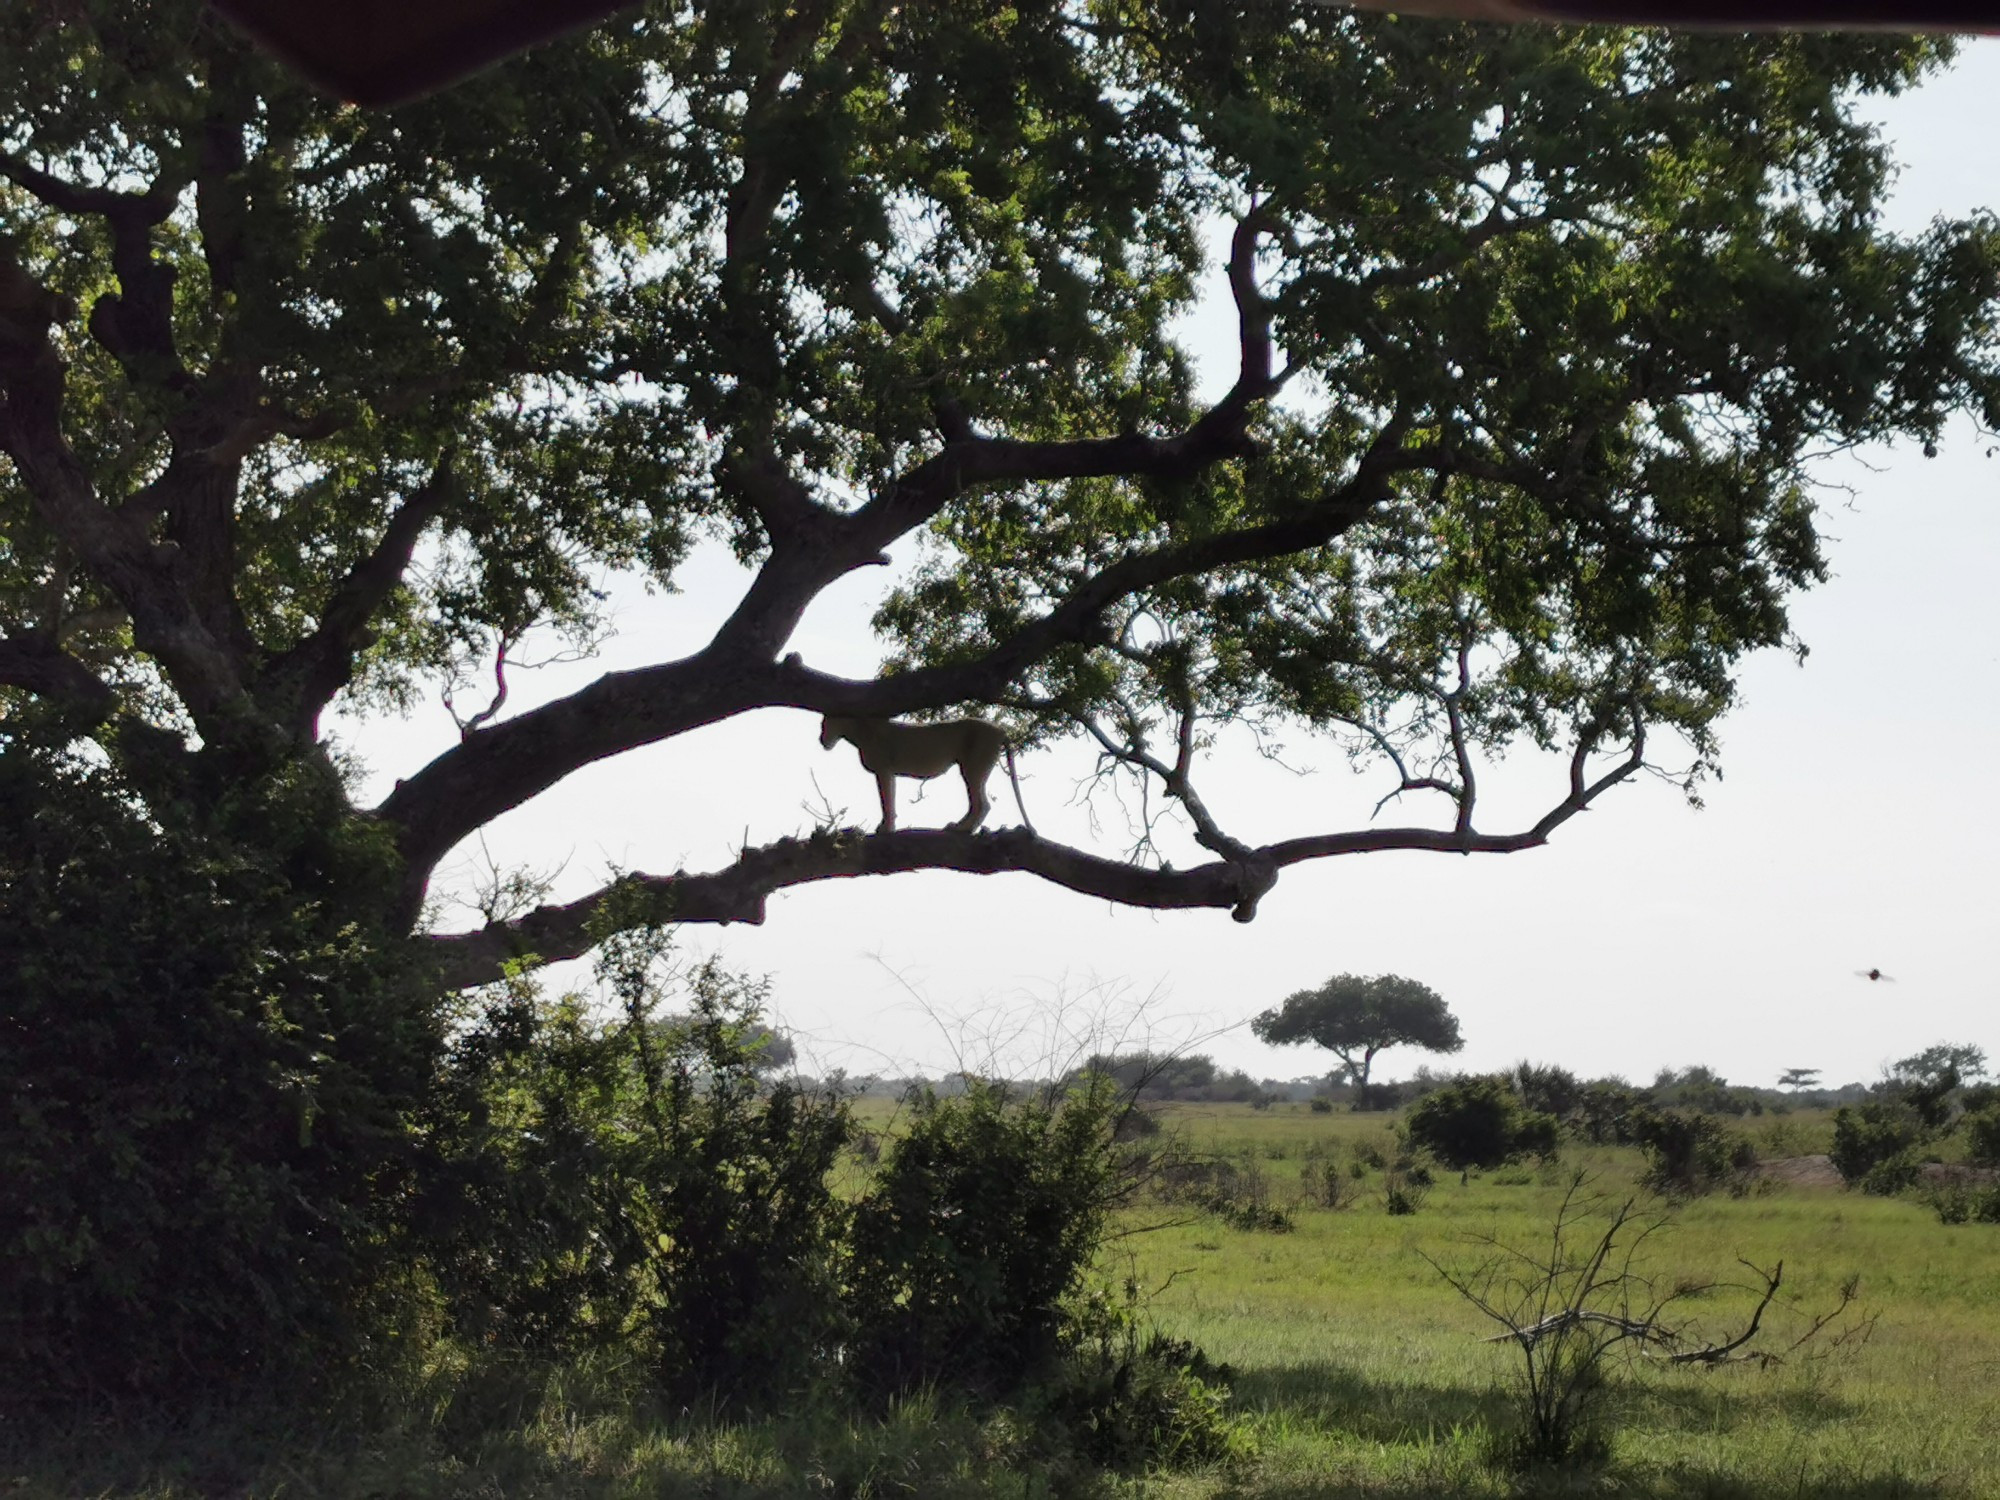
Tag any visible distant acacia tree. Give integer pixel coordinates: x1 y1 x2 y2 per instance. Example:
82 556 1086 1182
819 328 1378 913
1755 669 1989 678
1252 974 1463 1090
1777 1067 1821 1092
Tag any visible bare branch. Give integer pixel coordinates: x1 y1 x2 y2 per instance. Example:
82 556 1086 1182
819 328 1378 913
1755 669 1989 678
1077 683 1252 862
1660 1260 1784 1366
444 632 516 740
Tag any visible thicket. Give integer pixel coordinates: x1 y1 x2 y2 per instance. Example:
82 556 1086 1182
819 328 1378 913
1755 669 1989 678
1404 1075 1560 1172
1388 1066 1762 1199
4 821 1230 1469
1073 1052 1266 1104
1630 1110 1759 1199
1 739 444 1399
1829 1046 1989 1193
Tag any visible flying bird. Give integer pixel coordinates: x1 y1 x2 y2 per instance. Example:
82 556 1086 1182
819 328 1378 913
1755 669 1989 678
1855 968 1895 983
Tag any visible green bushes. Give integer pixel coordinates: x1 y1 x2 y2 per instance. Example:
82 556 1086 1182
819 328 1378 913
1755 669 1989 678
7 790 1230 1471
627 969 852 1406
1960 1099 2000 1166
1405 1075 1560 1173
846 1077 1124 1396
1 744 443 1401
1829 1099 1929 1192
1632 1110 1758 1198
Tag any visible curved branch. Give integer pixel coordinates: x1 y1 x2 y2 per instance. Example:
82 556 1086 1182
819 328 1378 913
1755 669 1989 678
381 416 1420 908
266 456 457 736
422 825 1280 990
421 727 1645 990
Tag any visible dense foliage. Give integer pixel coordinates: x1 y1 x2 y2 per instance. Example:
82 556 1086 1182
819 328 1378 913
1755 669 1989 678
847 1077 1127 1397
0 738 439 1397
5 7 1999 980
1404 1073 1560 1171
1075 1051 1267 1103
1630 1109 1758 1198
1829 1045 1986 1192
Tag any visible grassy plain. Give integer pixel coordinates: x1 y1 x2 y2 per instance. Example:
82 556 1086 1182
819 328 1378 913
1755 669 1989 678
10 1101 1996 1499
1109 1102 2000 1498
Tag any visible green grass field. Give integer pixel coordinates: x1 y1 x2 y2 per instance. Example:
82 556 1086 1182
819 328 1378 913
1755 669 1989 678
1107 1103 2000 1498
11 1101 1996 1499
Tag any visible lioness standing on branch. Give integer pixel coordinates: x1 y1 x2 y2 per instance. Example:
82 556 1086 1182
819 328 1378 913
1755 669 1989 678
819 715 1033 834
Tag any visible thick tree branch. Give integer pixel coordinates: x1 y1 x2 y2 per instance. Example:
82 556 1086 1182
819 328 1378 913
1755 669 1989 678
266 456 457 737
379 415 1419 908
0 633 117 718
0 260 254 735
1 153 273 716
421 825 1278 990
710 199 1298 663
420 725 1644 991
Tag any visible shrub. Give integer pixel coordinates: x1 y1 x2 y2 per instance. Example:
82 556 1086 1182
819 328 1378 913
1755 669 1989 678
1830 1098 1929 1189
1354 1080 1408 1111
1299 1147 1350 1209
1383 1178 1428 1215
1514 1062 1585 1120
420 947 853 1407
1631 1110 1758 1198
1651 1065 1760 1116
1925 1181 2000 1225
1858 1152 1922 1196
1404 1075 1560 1173
629 963 852 1408
1429 1174 1867 1472
418 982 667 1355
1309 1096 1335 1114
845 1076 1123 1396
1034 1303 1244 1472
1569 1079 1650 1145
1 746 442 1402
1962 1105 2000 1166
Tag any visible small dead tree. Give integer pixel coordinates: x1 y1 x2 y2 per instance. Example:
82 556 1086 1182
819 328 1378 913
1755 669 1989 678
1424 1173 1869 1468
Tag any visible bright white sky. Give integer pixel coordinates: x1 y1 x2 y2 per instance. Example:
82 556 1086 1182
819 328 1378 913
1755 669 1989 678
339 38 2000 1092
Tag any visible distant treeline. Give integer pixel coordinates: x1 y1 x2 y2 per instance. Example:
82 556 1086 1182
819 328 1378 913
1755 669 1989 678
1005 1054 1876 1115
804 1056 1879 1112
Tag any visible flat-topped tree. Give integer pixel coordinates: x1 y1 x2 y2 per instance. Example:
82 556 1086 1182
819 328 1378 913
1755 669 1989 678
1252 974 1464 1091
3 7 1999 991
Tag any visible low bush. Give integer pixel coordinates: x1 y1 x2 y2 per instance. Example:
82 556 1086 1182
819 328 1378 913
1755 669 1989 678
1928 1181 2000 1224
844 1077 1125 1397
421 939 853 1409
1148 1152 1293 1230
1962 1105 2000 1166
1033 1302 1244 1473
1404 1075 1560 1173
1569 1079 1651 1145
1631 1109 1758 1198
1830 1098 1930 1189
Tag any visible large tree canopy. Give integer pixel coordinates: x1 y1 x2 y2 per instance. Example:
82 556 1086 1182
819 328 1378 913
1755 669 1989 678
4 3 1999 989
1252 972 1463 1088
